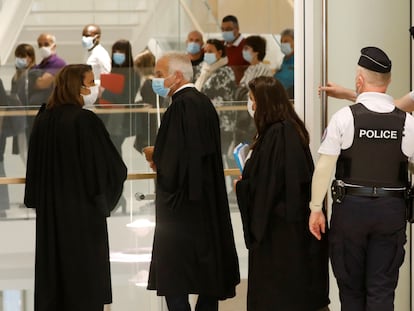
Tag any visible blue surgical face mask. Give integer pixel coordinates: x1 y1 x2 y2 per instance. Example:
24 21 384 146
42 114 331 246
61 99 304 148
222 31 235 43
203 53 217 65
82 36 95 50
186 42 201 55
242 49 253 63
281 42 293 56
113 52 126 65
15 57 28 69
152 78 171 98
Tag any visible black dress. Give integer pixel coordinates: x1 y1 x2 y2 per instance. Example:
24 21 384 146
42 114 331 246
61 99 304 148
147 87 240 299
24 103 127 311
236 120 330 311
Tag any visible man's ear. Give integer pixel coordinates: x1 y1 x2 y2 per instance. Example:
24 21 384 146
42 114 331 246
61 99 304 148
175 70 184 82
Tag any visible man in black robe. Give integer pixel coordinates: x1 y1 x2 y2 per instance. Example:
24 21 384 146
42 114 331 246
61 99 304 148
24 64 127 311
145 52 240 311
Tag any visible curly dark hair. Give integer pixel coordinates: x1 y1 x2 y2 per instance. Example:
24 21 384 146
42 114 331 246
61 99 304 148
245 36 267 61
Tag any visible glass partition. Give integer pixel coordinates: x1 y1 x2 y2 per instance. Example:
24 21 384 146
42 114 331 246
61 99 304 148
0 0 292 310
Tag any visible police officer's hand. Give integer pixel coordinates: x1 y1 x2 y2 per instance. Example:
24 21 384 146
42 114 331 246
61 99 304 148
309 211 326 240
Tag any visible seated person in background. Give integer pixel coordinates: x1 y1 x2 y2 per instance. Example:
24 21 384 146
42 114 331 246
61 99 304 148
185 30 205 80
234 35 273 145
274 28 295 99
133 49 158 152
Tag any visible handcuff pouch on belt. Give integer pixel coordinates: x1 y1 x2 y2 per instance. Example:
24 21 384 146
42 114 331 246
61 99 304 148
405 187 414 223
331 180 345 204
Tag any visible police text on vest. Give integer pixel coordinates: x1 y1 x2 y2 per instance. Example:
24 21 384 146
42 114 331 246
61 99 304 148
359 129 398 139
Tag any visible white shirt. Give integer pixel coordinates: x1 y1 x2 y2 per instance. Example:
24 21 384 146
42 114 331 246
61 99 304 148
86 44 111 80
227 34 244 47
319 92 414 161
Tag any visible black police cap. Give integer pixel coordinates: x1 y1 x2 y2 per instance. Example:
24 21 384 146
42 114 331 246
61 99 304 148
357 47 391 73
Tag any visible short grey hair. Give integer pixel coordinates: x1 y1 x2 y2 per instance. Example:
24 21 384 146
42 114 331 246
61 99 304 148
280 28 294 39
162 51 193 82
356 65 391 87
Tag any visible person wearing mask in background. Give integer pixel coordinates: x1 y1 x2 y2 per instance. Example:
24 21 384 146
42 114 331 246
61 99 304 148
34 33 66 76
221 15 249 85
100 39 140 212
185 30 205 81
0 44 35 217
30 33 66 106
9 44 37 161
133 48 158 153
239 35 273 88
234 35 273 146
24 64 127 311
195 39 236 107
0 79 14 217
195 39 237 196
235 76 330 311
274 28 295 99
82 24 112 81
144 52 240 311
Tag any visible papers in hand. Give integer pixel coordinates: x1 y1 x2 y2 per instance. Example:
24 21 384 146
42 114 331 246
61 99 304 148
233 142 250 172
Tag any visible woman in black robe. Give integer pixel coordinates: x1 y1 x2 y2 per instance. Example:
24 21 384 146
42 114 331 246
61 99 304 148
235 76 330 311
24 64 127 311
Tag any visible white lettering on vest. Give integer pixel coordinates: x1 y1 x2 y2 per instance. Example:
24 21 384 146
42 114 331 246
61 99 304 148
359 129 398 139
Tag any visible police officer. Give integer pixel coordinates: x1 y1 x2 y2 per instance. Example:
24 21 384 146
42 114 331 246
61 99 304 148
309 46 414 311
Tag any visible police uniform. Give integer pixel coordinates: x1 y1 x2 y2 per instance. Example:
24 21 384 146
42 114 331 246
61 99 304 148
318 47 414 311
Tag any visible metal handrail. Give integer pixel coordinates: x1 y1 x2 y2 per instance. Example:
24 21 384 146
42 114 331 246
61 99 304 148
0 169 241 185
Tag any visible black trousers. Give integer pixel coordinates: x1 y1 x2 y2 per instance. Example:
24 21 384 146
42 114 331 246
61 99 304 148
165 294 218 311
329 195 406 311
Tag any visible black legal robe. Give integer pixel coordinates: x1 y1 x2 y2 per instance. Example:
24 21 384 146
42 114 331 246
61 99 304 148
147 87 240 299
236 120 329 311
24 103 127 311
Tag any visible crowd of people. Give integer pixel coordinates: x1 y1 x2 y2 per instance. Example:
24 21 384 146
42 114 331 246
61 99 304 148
2 11 410 311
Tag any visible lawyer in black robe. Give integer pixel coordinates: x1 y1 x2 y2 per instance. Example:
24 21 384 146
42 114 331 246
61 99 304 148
24 64 127 311
236 76 329 311
146 54 240 304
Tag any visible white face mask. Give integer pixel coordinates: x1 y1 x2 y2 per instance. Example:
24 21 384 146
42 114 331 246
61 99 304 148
81 85 99 106
82 36 96 50
39 46 53 59
247 97 255 118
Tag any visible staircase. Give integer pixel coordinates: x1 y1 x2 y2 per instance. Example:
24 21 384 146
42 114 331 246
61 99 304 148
0 0 220 88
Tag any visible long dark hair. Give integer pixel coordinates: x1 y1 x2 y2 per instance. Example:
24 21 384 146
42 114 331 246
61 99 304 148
111 39 134 68
47 64 92 109
248 76 309 147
